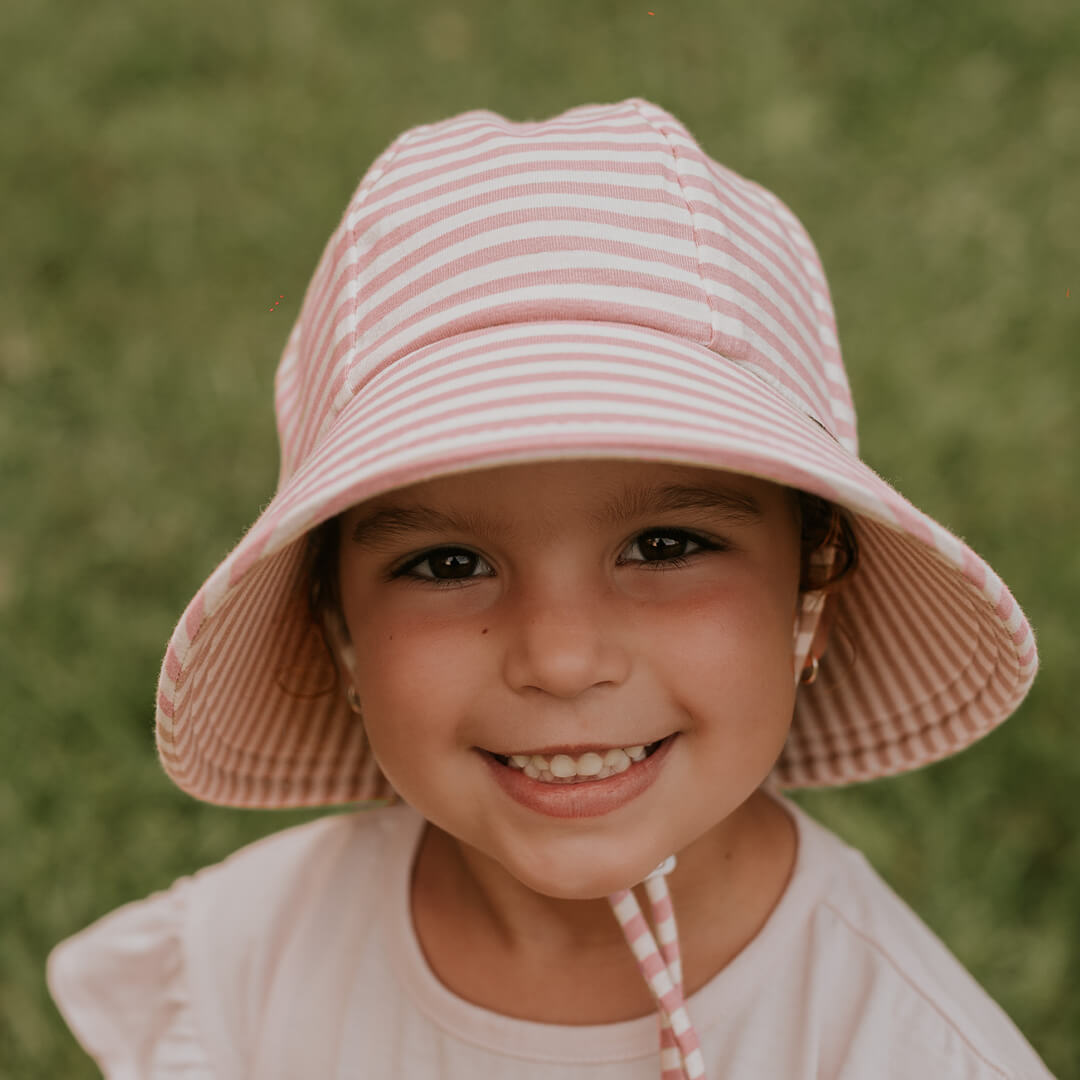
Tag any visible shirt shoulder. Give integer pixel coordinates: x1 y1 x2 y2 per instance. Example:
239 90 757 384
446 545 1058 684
47 805 405 1078
784 800 1057 1079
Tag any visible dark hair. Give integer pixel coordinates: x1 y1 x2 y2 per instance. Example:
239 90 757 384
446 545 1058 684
794 490 859 594
306 488 859 634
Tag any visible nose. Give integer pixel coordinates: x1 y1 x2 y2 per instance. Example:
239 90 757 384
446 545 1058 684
500 574 633 700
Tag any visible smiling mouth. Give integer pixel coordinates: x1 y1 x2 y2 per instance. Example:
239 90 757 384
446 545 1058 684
486 737 670 784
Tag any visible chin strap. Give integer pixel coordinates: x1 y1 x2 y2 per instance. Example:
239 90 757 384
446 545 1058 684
606 581 831 1077
608 856 705 1079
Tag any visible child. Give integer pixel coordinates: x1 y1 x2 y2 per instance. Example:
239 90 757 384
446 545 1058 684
47 97 1055 1078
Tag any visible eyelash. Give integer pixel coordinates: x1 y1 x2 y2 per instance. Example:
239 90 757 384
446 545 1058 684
386 529 726 590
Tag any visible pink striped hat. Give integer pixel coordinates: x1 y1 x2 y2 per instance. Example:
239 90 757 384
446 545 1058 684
156 96 1036 808
154 96 1037 1079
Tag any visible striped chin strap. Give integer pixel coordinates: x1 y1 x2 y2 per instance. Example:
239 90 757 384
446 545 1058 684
608 860 705 1079
605 582 828 1078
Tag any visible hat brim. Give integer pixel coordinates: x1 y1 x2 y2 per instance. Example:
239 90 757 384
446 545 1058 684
156 323 1037 807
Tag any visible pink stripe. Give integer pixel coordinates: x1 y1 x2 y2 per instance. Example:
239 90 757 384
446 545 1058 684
183 592 205 645
164 648 182 683
622 910 650 942
640 950 667 980
649 892 674 922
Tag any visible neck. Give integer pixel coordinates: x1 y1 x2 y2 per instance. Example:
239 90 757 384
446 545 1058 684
413 788 798 996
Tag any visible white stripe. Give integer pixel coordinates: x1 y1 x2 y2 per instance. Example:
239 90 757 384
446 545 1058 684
686 1047 707 1077
158 670 177 704
928 522 965 568
981 567 1004 607
670 1007 691 1037
829 396 855 422
630 933 657 964
652 968 674 998
660 1046 681 1070
612 892 639 923
171 618 192 668
202 563 231 620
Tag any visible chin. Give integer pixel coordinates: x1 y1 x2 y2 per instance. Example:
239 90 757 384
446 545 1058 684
503 848 666 901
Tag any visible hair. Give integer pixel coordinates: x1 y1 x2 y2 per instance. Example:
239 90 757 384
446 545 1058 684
793 490 859 594
303 489 859 684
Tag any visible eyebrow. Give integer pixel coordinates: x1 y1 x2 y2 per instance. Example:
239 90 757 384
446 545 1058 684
349 481 764 549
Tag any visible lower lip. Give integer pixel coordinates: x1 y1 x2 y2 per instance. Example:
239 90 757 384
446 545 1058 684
482 735 677 819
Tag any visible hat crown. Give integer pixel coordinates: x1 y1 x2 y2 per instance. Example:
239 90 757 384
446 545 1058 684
273 98 857 486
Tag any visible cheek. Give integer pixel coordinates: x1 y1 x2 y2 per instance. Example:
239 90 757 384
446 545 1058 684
338 581 478 771
668 579 799 744
671 569 797 668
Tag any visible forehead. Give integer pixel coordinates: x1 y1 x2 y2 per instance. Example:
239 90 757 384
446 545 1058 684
345 460 796 549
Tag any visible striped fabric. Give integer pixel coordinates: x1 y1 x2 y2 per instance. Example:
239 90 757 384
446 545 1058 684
610 857 707 1080
153 97 1039 1073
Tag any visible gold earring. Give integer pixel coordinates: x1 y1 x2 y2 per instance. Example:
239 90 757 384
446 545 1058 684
799 655 820 685
345 686 363 716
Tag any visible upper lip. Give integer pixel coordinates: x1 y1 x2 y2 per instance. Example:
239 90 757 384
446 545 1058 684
483 735 672 757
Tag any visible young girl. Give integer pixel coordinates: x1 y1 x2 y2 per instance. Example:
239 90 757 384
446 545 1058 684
47 97 1056 1078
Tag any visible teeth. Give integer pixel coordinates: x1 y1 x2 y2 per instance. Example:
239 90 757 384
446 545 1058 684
501 741 661 783
550 755 577 778
576 752 604 776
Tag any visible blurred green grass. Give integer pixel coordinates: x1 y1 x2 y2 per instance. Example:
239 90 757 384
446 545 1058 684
1 0 1077 1075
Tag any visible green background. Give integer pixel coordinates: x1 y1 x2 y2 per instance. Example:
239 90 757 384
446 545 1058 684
2 0 1077 1075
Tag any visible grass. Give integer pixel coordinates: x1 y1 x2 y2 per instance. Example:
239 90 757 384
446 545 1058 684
1 0 1077 1074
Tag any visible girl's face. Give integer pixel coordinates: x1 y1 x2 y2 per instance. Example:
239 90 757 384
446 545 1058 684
337 459 805 900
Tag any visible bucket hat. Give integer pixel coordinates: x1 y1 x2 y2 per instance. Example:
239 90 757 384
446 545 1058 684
153 97 1038 1077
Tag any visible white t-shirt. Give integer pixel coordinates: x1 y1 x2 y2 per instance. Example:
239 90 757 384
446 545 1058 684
47 794 1056 1078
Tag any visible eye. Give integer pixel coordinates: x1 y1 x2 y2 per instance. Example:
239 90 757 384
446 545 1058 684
387 529 723 589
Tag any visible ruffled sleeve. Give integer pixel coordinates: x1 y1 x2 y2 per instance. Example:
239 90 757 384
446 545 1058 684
47 876 216 1079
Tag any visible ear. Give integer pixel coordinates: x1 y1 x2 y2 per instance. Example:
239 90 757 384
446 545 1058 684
809 591 839 662
320 604 360 684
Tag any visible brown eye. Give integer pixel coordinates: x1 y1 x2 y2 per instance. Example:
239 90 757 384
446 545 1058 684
389 529 723 589
631 531 700 562
405 547 486 585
